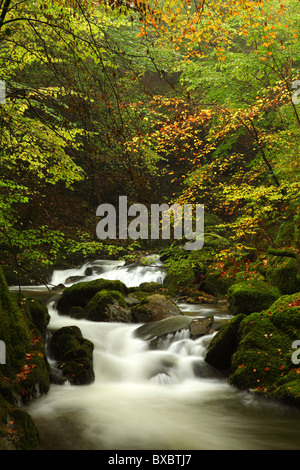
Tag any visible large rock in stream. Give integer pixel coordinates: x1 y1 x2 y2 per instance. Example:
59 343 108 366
56 278 185 323
131 293 182 323
56 278 128 316
49 326 94 385
134 315 215 346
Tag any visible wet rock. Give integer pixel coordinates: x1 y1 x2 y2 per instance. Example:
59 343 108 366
51 283 65 291
131 293 182 323
134 315 193 342
65 275 85 284
192 360 225 379
205 314 246 371
189 316 214 338
84 267 93 276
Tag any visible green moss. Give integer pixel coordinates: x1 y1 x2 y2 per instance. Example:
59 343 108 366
56 278 128 315
229 311 290 389
69 305 86 319
204 269 236 297
265 256 300 295
23 297 50 337
268 293 300 338
205 291 300 406
85 289 126 321
268 369 300 406
50 326 94 385
139 282 162 292
8 408 40 450
227 280 281 315
0 267 50 448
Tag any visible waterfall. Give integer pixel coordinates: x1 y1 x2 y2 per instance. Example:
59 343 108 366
50 254 166 288
24 257 300 451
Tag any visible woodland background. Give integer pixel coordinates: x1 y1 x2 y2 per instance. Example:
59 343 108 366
0 0 299 287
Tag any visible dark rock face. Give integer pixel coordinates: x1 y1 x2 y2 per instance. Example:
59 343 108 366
205 314 246 371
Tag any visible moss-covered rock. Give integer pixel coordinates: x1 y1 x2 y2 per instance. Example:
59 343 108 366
204 267 236 297
139 282 163 292
49 325 94 385
0 267 51 449
164 266 195 293
0 403 40 450
205 292 300 407
22 297 50 338
227 280 281 315
85 289 131 322
229 311 291 390
266 263 300 295
56 278 128 315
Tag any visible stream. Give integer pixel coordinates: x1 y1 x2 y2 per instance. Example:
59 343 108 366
14 256 300 450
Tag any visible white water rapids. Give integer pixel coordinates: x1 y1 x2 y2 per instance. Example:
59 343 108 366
21 256 300 450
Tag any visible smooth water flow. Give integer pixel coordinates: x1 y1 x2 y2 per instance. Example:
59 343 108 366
24 257 300 450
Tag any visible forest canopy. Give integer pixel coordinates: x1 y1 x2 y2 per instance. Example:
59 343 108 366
0 0 299 283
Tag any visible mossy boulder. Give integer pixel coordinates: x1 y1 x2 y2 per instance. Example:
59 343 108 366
266 263 300 295
66 289 131 322
85 290 131 322
164 266 195 293
205 292 300 407
0 404 40 450
139 282 163 292
204 267 236 297
22 297 50 338
49 326 94 385
0 267 51 449
56 278 128 315
227 280 281 316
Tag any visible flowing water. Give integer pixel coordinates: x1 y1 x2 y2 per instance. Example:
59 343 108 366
18 256 300 450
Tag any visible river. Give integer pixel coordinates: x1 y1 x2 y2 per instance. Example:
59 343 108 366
16 256 300 450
